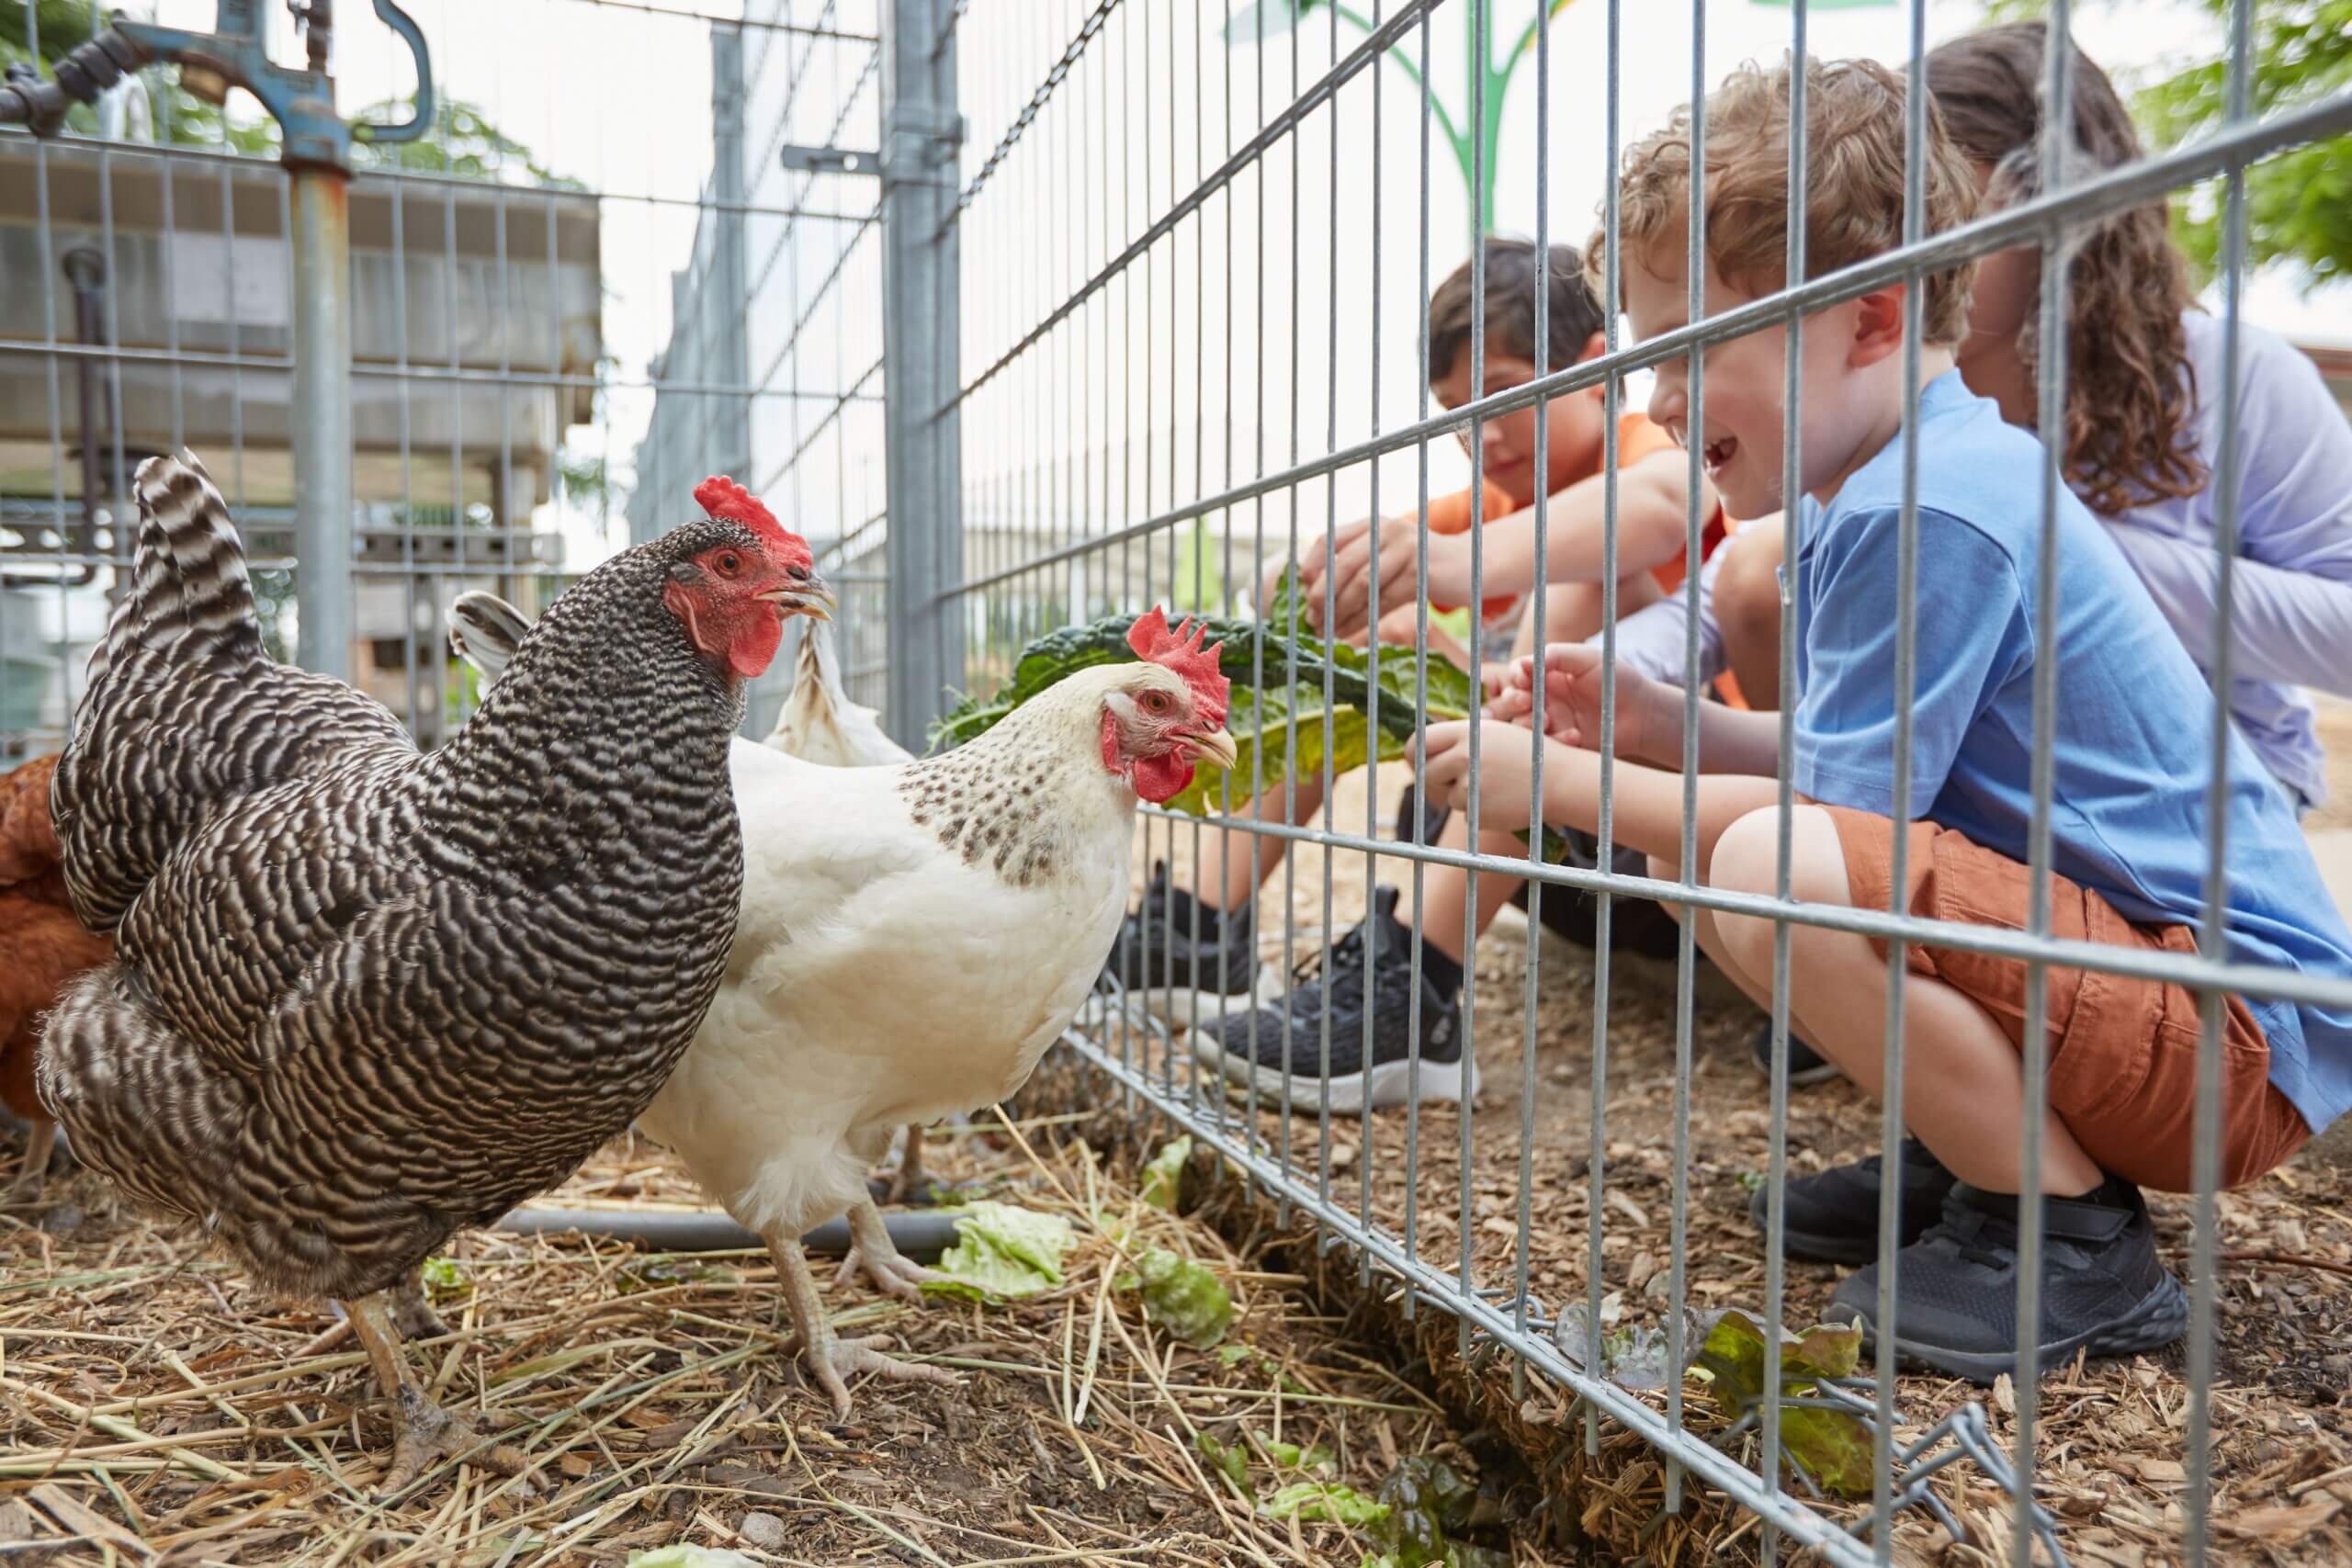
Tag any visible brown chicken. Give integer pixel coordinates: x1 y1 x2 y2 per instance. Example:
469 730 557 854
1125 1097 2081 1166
0 752 110 1201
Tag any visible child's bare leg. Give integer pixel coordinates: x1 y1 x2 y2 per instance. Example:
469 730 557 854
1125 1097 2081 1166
1408 820 1538 967
1714 527 1787 710
1700 805 2103 1197
1211 773 1327 912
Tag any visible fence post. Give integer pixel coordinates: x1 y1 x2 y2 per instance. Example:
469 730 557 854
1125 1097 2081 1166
289 166 354 682
878 0 964 752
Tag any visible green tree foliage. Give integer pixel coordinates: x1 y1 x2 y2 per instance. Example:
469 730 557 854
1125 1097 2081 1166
349 96 584 189
1988 0 2351 291
2136 0 2351 289
3 2 578 186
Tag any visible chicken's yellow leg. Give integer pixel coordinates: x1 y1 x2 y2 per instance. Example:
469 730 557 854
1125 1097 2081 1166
765 1224 956 1422
4 1122 55 1203
834 1194 947 1302
345 1291 531 1496
884 1122 931 1204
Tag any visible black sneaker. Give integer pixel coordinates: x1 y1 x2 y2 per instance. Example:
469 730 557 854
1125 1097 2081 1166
1521 828 1685 962
1193 886 1476 1114
1830 1177 2189 1383
1101 862 1257 1004
1749 1138 1961 1266
1749 1019 1843 1087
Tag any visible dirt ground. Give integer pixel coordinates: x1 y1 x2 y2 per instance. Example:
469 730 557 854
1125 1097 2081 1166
0 1117 1564 1566
1091 704 2352 1566
6 720 2348 1567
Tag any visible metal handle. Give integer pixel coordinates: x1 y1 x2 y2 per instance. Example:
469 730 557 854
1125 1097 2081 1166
355 0 435 146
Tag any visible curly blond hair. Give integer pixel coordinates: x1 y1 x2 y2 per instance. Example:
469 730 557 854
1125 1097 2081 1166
1596 54 1978 347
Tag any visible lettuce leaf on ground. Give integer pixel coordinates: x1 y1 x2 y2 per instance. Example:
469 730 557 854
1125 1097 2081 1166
1118 1247 1235 1348
920 1202 1076 1303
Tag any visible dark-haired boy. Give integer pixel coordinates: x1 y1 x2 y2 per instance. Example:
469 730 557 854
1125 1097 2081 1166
1102 237 1726 1112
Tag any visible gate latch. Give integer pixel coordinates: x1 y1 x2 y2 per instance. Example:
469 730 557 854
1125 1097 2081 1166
781 104 964 187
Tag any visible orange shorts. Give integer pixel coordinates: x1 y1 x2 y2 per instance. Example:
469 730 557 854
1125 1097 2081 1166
1824 807 2310 1193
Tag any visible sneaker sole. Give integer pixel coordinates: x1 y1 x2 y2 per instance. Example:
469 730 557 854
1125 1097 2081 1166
1847 1269 2190 1383
1112 964 1289 1031
1191 1032 1480 1116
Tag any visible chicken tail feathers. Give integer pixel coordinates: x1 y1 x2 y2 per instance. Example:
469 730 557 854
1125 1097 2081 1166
55 449 413 934
447 592 531 691
797 612 842 698
767 618 911 766
85 454 260 693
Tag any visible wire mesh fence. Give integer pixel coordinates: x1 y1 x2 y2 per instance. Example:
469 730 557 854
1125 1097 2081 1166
6 0 2352 1562
1 0 886 754
920 1 2352 1563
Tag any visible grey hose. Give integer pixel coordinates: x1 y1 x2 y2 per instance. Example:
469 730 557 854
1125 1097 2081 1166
492 1205 966 1262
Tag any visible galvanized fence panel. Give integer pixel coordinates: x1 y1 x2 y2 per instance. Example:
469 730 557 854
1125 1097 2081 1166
906 1 2352 1562
2 0 883 759
8 0 2352 1561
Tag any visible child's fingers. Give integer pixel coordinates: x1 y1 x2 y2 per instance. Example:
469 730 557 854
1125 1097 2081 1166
1542 640 1602 678
1327 523 1377 589
1417 720 1472 790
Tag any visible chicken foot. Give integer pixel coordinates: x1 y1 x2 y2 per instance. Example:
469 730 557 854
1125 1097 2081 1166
833 1193 946 1303
4 1122 55 1203
766 1225 956 1421
296 1268 451 1358
345 1292 533 1497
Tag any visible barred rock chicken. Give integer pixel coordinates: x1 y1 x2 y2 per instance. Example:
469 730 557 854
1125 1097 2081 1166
37 454 829 1494
0 752 111 1201
455 601 1234 1416
457 603 937 1200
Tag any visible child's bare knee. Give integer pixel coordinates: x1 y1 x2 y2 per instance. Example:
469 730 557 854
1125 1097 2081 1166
1705 807 1781 967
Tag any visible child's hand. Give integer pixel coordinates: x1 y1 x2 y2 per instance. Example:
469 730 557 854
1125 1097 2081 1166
1485 657 1542 730
1519 643 1670 761
1296 520 1474 639
1418 717 1547 824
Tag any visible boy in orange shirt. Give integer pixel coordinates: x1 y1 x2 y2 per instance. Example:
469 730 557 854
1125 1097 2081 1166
1102 239 1727 1113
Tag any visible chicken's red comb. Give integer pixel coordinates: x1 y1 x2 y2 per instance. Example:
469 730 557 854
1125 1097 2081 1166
1127 606 1228 727
694 475 795 552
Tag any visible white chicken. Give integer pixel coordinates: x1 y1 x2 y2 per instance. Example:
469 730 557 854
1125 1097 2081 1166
452 601 1234 1415
462 604 939 1201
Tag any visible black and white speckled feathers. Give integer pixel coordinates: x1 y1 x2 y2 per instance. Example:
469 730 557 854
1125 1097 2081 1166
40 452 762 1302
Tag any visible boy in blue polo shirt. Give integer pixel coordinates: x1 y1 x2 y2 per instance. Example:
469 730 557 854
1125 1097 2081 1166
1422 54 2352 1380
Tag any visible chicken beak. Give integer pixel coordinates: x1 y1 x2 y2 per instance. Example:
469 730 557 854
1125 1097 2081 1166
1187 727 1239 770
759 576 836 622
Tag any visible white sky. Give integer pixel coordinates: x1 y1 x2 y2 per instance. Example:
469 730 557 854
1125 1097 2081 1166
121 0 2352 588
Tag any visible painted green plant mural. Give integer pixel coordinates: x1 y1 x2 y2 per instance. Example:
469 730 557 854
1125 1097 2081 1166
1223 0 1578 237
